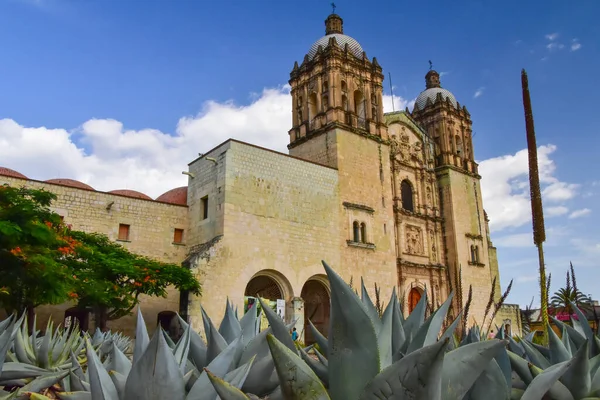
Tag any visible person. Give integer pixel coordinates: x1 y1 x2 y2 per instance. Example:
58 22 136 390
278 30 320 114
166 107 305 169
291 327 298 341
488 329 494 339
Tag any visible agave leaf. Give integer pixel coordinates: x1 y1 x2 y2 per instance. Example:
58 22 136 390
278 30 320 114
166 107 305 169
377 295 394 369
124 328 186 400
70 351 85 381
108 371 127 399
465 359 510 400
530 341 551 360
322 261 379 400
441 339 509 400
106 342 132 377
178 315 208 370
307 320 329 357
0 319 15 372
219 299 243 344
569 300 599 357
552 316 586 349
313 347 328 366
205 369 250 400
0 362 47 381
202 307 229 364
173 323 192 374
56 393 92 400
132 308 149 366
85 337 119 400
507 336 526 358
68 370 88 393
528 363 575 400
240 353 278 396
590 362 600 396
560 340 591 399
548 323 571 364
492 344 512 391
359 338 447 400
223 355 256 389
508 350 534 385
239 304 259 347
29 394 52 400
0 314 14 333
35 320 53 369
266 334 330 400
239 327 271 365
439 310 462 348
162 328 177 349
17 370 69 396
299 346 329 387
402 287 427 343
13 323 33 364
258 298 296 354
361 278 382 332
522 360 574 400
407 292 454 354
390 288 406 357
520 338 551 369
186 337 244 400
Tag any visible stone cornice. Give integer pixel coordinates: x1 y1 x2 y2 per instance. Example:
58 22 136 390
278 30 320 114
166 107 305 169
343 201 375 213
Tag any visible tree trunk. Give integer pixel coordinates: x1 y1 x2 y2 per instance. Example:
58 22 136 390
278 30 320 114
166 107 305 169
94 306 109 332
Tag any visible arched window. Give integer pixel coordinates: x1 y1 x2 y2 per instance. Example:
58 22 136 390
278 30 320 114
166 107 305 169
401 180 414 212
342 94 348 111
470 245 476 263
353 221 360 242
341 80 347 92
309 92 318 120
372 107 377 122
408 287 422 313
456 135 463 155
323 81 329 92
322 94 329 110
360 223 367 243
354 90 365 119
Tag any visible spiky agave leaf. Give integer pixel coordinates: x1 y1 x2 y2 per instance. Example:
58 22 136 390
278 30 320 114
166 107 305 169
521 360 573 400
560 340 591 399
359 338 448 400
257 297 296 353
547 324 571 365
307 320 328 357
239 303 259 347
202 307 229 365
266 334 330 400
124 327 186 400
441 339 509 400
463 360 509 400
131 308 149 366
219 299 242 345
177 314 207 370
406 292 454 354
298 346 328 387
173 323 192 374
361 278 381 332
322 261 379 400
205 369 250 400
15 369 69 396
85 336 119 400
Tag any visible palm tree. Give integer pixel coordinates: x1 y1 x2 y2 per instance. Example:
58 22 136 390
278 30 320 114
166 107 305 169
550 265 592 315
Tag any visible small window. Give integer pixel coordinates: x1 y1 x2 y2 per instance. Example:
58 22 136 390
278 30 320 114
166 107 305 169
360 223 367 243
201 196 209 220
173 228 184 244
118 224 130 241
353 221 360 242
470 245 479 263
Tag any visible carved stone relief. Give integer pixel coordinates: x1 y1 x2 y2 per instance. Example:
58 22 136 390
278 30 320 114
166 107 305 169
405 225 424 255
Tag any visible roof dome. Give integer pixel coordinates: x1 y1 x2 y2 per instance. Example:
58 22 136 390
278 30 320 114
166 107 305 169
308 34 363 60
45 178 95 191
414 69 458 110
0 167 28 179
307 13 363 61
156 186 188 206
415 87 458 110
108 189 152 200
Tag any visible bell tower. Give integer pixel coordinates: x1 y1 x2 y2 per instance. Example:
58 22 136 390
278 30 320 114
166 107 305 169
287 12 397 300
411 69 497 328
287 12 388 167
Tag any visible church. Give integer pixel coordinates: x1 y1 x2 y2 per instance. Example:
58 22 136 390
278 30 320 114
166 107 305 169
0 12 521 339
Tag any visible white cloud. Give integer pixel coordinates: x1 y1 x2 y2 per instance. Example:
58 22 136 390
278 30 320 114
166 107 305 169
545 33 559 41
546 206 569 217
517 275 538 283
495 233 533 248
571 41 582 52
473 87 485 98
0 85 411 199
569 208 591 219
478 144 579 232
439 71 450 77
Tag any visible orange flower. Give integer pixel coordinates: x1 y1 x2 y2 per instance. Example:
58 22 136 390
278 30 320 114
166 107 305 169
68 292 78 299
10 247 22 256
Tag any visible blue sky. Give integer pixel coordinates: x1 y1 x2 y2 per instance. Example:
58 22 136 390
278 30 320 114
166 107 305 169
0 0 598 308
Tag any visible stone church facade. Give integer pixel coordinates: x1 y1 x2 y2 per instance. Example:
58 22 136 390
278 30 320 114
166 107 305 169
0 12 520 339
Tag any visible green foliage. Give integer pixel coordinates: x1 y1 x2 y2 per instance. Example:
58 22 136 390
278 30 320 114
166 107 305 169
0 185 76 315
63 230 201 327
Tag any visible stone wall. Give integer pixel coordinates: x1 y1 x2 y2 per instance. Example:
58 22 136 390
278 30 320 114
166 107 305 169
495 304 523 337
0 175 188 336
186 140 340 338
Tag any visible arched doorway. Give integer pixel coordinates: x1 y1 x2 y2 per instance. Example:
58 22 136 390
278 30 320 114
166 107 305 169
301 276 330 345
157 311 182 341
408 287 422 314
64 307 90 332
244 271 292 329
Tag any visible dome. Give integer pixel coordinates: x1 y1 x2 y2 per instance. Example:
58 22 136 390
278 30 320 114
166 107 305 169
414 87 458 110
45 178 95 191
108 189 152 200
156 186 188 206
0 167 28 179
308 33 363 60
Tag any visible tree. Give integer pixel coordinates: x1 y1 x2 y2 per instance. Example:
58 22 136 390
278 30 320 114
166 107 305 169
64 230 201 331
550 264 592 316
0 185 77 323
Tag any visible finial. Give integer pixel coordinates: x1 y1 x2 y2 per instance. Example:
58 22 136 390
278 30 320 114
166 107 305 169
429 60 433 70
331 2 336 14
325 9 343 34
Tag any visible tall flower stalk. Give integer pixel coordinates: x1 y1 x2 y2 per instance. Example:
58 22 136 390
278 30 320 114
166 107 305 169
521 69 549 345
